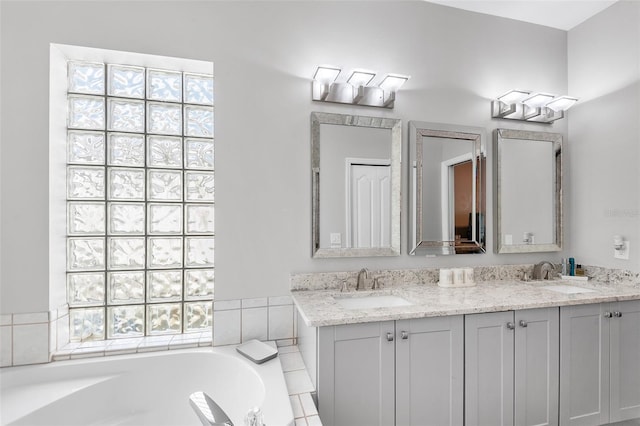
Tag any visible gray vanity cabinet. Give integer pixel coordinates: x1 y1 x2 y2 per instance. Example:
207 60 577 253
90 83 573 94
316 316 464 426
559 300 640 426
317 321 395 426
395 316 464 426
465 308 559 426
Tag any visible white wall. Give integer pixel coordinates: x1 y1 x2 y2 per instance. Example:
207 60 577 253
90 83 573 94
0 1 570 314
567 0 640 272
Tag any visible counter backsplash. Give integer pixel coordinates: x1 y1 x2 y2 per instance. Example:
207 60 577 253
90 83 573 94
290 264 640 292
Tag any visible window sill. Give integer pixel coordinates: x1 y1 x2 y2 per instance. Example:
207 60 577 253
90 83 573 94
52 331 212 361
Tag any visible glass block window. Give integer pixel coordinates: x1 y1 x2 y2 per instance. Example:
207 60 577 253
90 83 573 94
66 60 214 341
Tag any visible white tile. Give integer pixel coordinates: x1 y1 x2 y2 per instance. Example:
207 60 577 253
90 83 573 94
269 305 294 340
213 309 241 346
290 395 304 418
284 369 314 394
295 418 307 426
300 393 318 416
13 312 49 325
214 299 241 311
280 351 306 372
105 347 137 357
169 342 198 350
70 349 104 359
242 307 268 342
49 320 57 353
49 304 69 320
242 297 268 308
56 316 70 352
170 334 200 346
1 326 12 366
0 314 11 326
269 295 293 306
137 344 169 353
79 340 109 349
306 415 323 426
199 331 213 346
278 345 299 354
276 338 295 347
108 337 143 348
12 323 49 365
51 353 71 362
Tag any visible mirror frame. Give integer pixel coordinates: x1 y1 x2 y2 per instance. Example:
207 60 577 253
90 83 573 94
408 121 486 256
311 112 402 258
495 128 563 254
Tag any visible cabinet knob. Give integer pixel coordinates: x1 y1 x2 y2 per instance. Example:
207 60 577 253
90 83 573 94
400 331 409 340
386 332 394 342
519 320 528 328
614 311 623 318
604 312 613 318
506 322 515 330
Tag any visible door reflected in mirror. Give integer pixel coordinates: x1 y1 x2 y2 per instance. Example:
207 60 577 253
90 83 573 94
320 125 391 249
311 112 401 258
495 129 562 253
409 123 486 255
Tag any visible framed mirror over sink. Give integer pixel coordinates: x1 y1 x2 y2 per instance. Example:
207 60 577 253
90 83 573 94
495 128 563 253
311 112 401 258
408 122 486 256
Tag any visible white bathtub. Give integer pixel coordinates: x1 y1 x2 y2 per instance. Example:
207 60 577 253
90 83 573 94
0 346 294 426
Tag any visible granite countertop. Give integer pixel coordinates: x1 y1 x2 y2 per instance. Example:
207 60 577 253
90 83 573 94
291 279 640 327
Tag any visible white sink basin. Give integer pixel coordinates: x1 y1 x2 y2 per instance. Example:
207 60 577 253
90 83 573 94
541 285 596 294
334 294 413 310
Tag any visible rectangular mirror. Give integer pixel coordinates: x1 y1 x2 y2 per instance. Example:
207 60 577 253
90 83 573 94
495 128 562 253
409 122 486 255
311 112 401 258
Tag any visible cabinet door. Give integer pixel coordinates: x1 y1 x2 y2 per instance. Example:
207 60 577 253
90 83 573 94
396 316 463 426
318 321 395 426
465 311 515 426
515 308 559 426
610 300 640 422
560 303 610 426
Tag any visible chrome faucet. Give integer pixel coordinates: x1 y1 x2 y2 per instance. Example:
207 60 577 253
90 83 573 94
356 268 370 290
532 261 556 280
189 392 233 426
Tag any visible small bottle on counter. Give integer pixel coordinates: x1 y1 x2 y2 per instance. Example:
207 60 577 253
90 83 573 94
575 264 585 276
569 258 576 276
561 258 567 276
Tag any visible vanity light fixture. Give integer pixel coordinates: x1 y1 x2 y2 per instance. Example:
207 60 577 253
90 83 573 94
312 66 409 109
312 66 341 100
491 89 578 123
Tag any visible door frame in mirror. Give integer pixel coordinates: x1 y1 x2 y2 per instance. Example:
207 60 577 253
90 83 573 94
311 112 402 258
408 121 486 256
495 128 563 254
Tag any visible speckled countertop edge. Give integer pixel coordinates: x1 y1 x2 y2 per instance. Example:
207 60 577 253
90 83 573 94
291 278 640 327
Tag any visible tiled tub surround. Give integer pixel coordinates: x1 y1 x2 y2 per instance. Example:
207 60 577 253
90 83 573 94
1 296 296 367
291 265 640 327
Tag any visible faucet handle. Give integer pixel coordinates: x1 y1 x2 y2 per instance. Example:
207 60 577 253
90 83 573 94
371 277 383 290
340 280 348 292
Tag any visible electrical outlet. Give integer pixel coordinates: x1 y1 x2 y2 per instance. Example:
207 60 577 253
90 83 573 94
614 241 630 260
330 233 341 248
